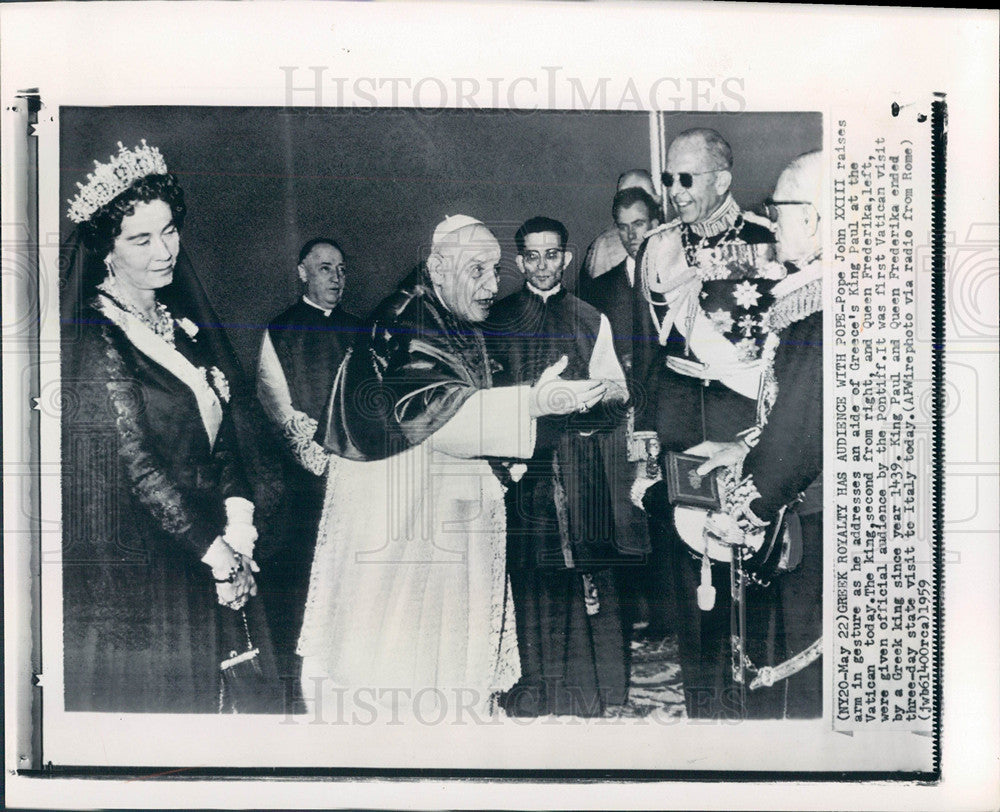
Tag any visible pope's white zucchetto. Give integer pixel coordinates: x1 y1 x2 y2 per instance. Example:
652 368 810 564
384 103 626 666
431 214 486 253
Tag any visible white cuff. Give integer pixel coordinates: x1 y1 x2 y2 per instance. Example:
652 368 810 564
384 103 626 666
516 385 538 459
224 497 257 558
429 386 536 459
630 476 659 510
201 536 235 576
225 496 255 525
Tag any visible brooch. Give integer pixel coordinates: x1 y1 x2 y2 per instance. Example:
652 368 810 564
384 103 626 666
209 366 230 402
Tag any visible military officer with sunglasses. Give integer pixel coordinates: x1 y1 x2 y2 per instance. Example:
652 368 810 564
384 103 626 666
630 127 786 719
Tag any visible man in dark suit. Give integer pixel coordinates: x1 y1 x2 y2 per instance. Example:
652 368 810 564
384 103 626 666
579 169 662 296
581 187 662 640
584 187 661 373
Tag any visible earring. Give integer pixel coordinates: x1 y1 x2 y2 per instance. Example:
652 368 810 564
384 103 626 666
104 257 115 277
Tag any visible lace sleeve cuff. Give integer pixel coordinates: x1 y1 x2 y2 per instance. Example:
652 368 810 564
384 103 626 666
282 411 329 476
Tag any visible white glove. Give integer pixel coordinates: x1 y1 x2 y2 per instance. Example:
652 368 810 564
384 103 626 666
223 496 258 564
703 510 746 549
225 495 254 526
201 535 237 576
201 536 257 609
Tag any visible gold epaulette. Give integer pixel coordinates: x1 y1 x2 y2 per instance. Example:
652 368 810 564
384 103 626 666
765 278 823 332
741 209 776 232
644 218 683 240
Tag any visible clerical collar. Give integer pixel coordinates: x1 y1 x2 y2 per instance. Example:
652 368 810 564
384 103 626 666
688 193 741 239
303 295 333 316
526 282 563 301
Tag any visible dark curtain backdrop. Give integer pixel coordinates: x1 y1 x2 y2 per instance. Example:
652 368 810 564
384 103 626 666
60 107 819 372
60 107 649 371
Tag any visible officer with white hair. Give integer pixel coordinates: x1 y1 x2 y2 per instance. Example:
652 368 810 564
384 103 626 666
694 150 826 718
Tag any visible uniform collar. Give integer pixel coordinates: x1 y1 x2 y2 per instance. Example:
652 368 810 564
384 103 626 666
688 193 741 239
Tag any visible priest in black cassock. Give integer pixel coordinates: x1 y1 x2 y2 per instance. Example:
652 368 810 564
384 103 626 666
256 237 361 689
488 216 632 717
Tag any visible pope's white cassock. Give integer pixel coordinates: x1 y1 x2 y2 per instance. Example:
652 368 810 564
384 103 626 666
297 221 536 720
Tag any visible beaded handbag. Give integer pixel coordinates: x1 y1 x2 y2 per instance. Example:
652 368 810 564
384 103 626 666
218 608 271 714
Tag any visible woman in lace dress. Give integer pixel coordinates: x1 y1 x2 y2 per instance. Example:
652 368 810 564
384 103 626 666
61 142 281 712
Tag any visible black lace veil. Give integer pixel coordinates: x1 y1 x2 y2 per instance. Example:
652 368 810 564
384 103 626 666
60 209 285 529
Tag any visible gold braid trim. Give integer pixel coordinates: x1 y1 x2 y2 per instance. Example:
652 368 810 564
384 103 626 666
721 467 768 531
763 278 823 333
755 276 822 427
688 193 741 238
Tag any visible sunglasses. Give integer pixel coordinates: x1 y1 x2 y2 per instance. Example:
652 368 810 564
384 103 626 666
660 169 723 189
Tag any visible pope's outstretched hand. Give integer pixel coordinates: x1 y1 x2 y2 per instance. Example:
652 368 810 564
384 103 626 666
529 355 608 418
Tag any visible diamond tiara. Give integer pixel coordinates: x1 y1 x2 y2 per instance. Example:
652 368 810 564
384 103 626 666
67 140 169 224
